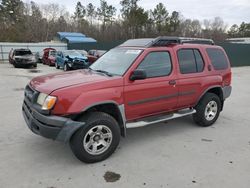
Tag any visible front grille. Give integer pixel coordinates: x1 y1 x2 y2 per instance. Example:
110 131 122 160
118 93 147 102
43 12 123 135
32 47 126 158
24 84 39 104
25 85 34 102
74 60 84 64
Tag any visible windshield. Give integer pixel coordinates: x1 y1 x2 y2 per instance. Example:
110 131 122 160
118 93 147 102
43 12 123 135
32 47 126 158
90 48 142 76
63 50 81 57
49 50 56 57
15 50 32 56
76 50 88 56
98 50 106 56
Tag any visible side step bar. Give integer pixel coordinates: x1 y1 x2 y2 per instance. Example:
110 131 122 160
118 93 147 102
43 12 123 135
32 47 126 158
126 108 196 128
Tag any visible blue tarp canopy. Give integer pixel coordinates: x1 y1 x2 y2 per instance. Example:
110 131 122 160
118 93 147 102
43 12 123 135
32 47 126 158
63 36 97 43
57 32 96 44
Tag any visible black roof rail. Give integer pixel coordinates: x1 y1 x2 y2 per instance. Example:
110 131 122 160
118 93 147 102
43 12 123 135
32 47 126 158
120 36 214 47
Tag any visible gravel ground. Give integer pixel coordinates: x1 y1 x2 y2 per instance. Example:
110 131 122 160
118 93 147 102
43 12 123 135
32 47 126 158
0 63 250 188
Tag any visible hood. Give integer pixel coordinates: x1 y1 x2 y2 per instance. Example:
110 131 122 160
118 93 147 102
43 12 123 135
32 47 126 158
67 55 88 61
30 69 119 94
14 54 34 59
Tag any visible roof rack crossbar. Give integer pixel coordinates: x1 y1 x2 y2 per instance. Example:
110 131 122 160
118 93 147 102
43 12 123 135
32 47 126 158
148 37 214 47
119 36 214 47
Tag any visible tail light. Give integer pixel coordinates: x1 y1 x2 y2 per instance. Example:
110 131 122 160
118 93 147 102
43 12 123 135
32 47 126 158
223 72 232 86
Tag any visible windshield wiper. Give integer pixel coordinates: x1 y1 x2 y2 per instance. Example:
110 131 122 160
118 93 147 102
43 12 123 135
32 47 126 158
92 69 113 77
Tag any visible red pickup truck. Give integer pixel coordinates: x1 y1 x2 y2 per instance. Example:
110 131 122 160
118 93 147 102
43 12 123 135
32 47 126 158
22 37 232 163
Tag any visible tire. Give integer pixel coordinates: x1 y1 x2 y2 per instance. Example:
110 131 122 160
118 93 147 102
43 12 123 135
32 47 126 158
13 62 19 68
70 112 121 163
55 62 59 69
193 93 221 127
63 63 69 71
33 63 37 68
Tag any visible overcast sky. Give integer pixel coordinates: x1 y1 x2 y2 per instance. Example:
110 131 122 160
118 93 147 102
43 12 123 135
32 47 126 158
30 0 250 26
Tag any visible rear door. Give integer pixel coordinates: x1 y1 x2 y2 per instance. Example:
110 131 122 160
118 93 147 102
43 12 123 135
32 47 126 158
175 47 207 108
124 49 178 121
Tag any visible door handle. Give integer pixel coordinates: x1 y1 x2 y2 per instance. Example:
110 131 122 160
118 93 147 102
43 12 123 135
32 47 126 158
169 80 176 85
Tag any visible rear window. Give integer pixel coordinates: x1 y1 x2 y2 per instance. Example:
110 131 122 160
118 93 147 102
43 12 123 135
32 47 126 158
206 48 229 70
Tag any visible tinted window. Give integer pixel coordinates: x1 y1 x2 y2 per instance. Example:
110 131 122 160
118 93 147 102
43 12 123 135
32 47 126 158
178 49 204 74
137 51 172 78
206 48 229 70
178 49 197 74
194 50 205 72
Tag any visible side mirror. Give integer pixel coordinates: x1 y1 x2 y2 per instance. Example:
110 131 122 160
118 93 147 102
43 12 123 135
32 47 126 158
130 69 147 81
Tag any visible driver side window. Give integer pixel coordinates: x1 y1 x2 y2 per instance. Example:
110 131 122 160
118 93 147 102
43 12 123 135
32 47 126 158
137 51 172 78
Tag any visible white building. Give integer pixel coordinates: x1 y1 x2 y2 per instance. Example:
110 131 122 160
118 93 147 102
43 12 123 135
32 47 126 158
226 38 250 44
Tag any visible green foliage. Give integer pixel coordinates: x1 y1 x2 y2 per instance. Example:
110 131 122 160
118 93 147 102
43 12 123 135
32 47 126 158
152 3 169 33
0 0 246 43
120 0 149 38
74 1 86 20
97 0 116 29
169 11 180 33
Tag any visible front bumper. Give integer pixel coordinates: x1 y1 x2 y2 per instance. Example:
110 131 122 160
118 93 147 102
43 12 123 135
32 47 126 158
22 87 85 142
68 61 89 70
16 59 36 65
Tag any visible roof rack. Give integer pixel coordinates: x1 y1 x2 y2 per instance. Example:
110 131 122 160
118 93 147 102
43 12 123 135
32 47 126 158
120 36 214 47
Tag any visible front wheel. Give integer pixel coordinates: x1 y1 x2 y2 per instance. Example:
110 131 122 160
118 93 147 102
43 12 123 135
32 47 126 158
193 93 221 127
63 63 69 71
13 62 19 68
70 112 120 163
55 62 59 69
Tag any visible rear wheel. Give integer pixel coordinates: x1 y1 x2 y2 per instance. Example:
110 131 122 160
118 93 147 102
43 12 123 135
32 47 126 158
70 112 120 163
193 93 221 127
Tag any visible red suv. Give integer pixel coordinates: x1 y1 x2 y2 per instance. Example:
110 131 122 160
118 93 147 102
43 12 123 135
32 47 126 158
22 37 232 163
42 48 56 66
87 49 106 64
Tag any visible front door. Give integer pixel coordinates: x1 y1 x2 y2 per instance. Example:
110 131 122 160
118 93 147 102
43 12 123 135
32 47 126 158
124 50 178 121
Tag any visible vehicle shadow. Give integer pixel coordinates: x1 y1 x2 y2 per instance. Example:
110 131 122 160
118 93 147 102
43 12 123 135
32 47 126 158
123 116 197 146
22 115 203 165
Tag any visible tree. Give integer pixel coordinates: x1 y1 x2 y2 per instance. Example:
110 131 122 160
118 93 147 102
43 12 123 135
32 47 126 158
202 17 227 41
86 3 96 25
120 0 148 38
0 0 25 41
74 1 86 21
228 24 239 38
97 0 116 31
238 22 250 37
169 11 180 33
0 0 24 24
151 3 169 34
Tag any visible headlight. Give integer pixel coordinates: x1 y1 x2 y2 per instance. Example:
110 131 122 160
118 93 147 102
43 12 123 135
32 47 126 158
37 93 57 110
37 93 47 105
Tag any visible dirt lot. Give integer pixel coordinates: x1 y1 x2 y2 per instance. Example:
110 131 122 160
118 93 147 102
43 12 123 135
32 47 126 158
0 63 250 188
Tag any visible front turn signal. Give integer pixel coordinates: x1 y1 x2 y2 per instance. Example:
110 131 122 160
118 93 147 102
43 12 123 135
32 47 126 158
42 96 57 110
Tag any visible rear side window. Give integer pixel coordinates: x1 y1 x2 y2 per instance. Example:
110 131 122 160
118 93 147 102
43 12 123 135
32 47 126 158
137 51 172 78
177 49 204 74
206 48 229 70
